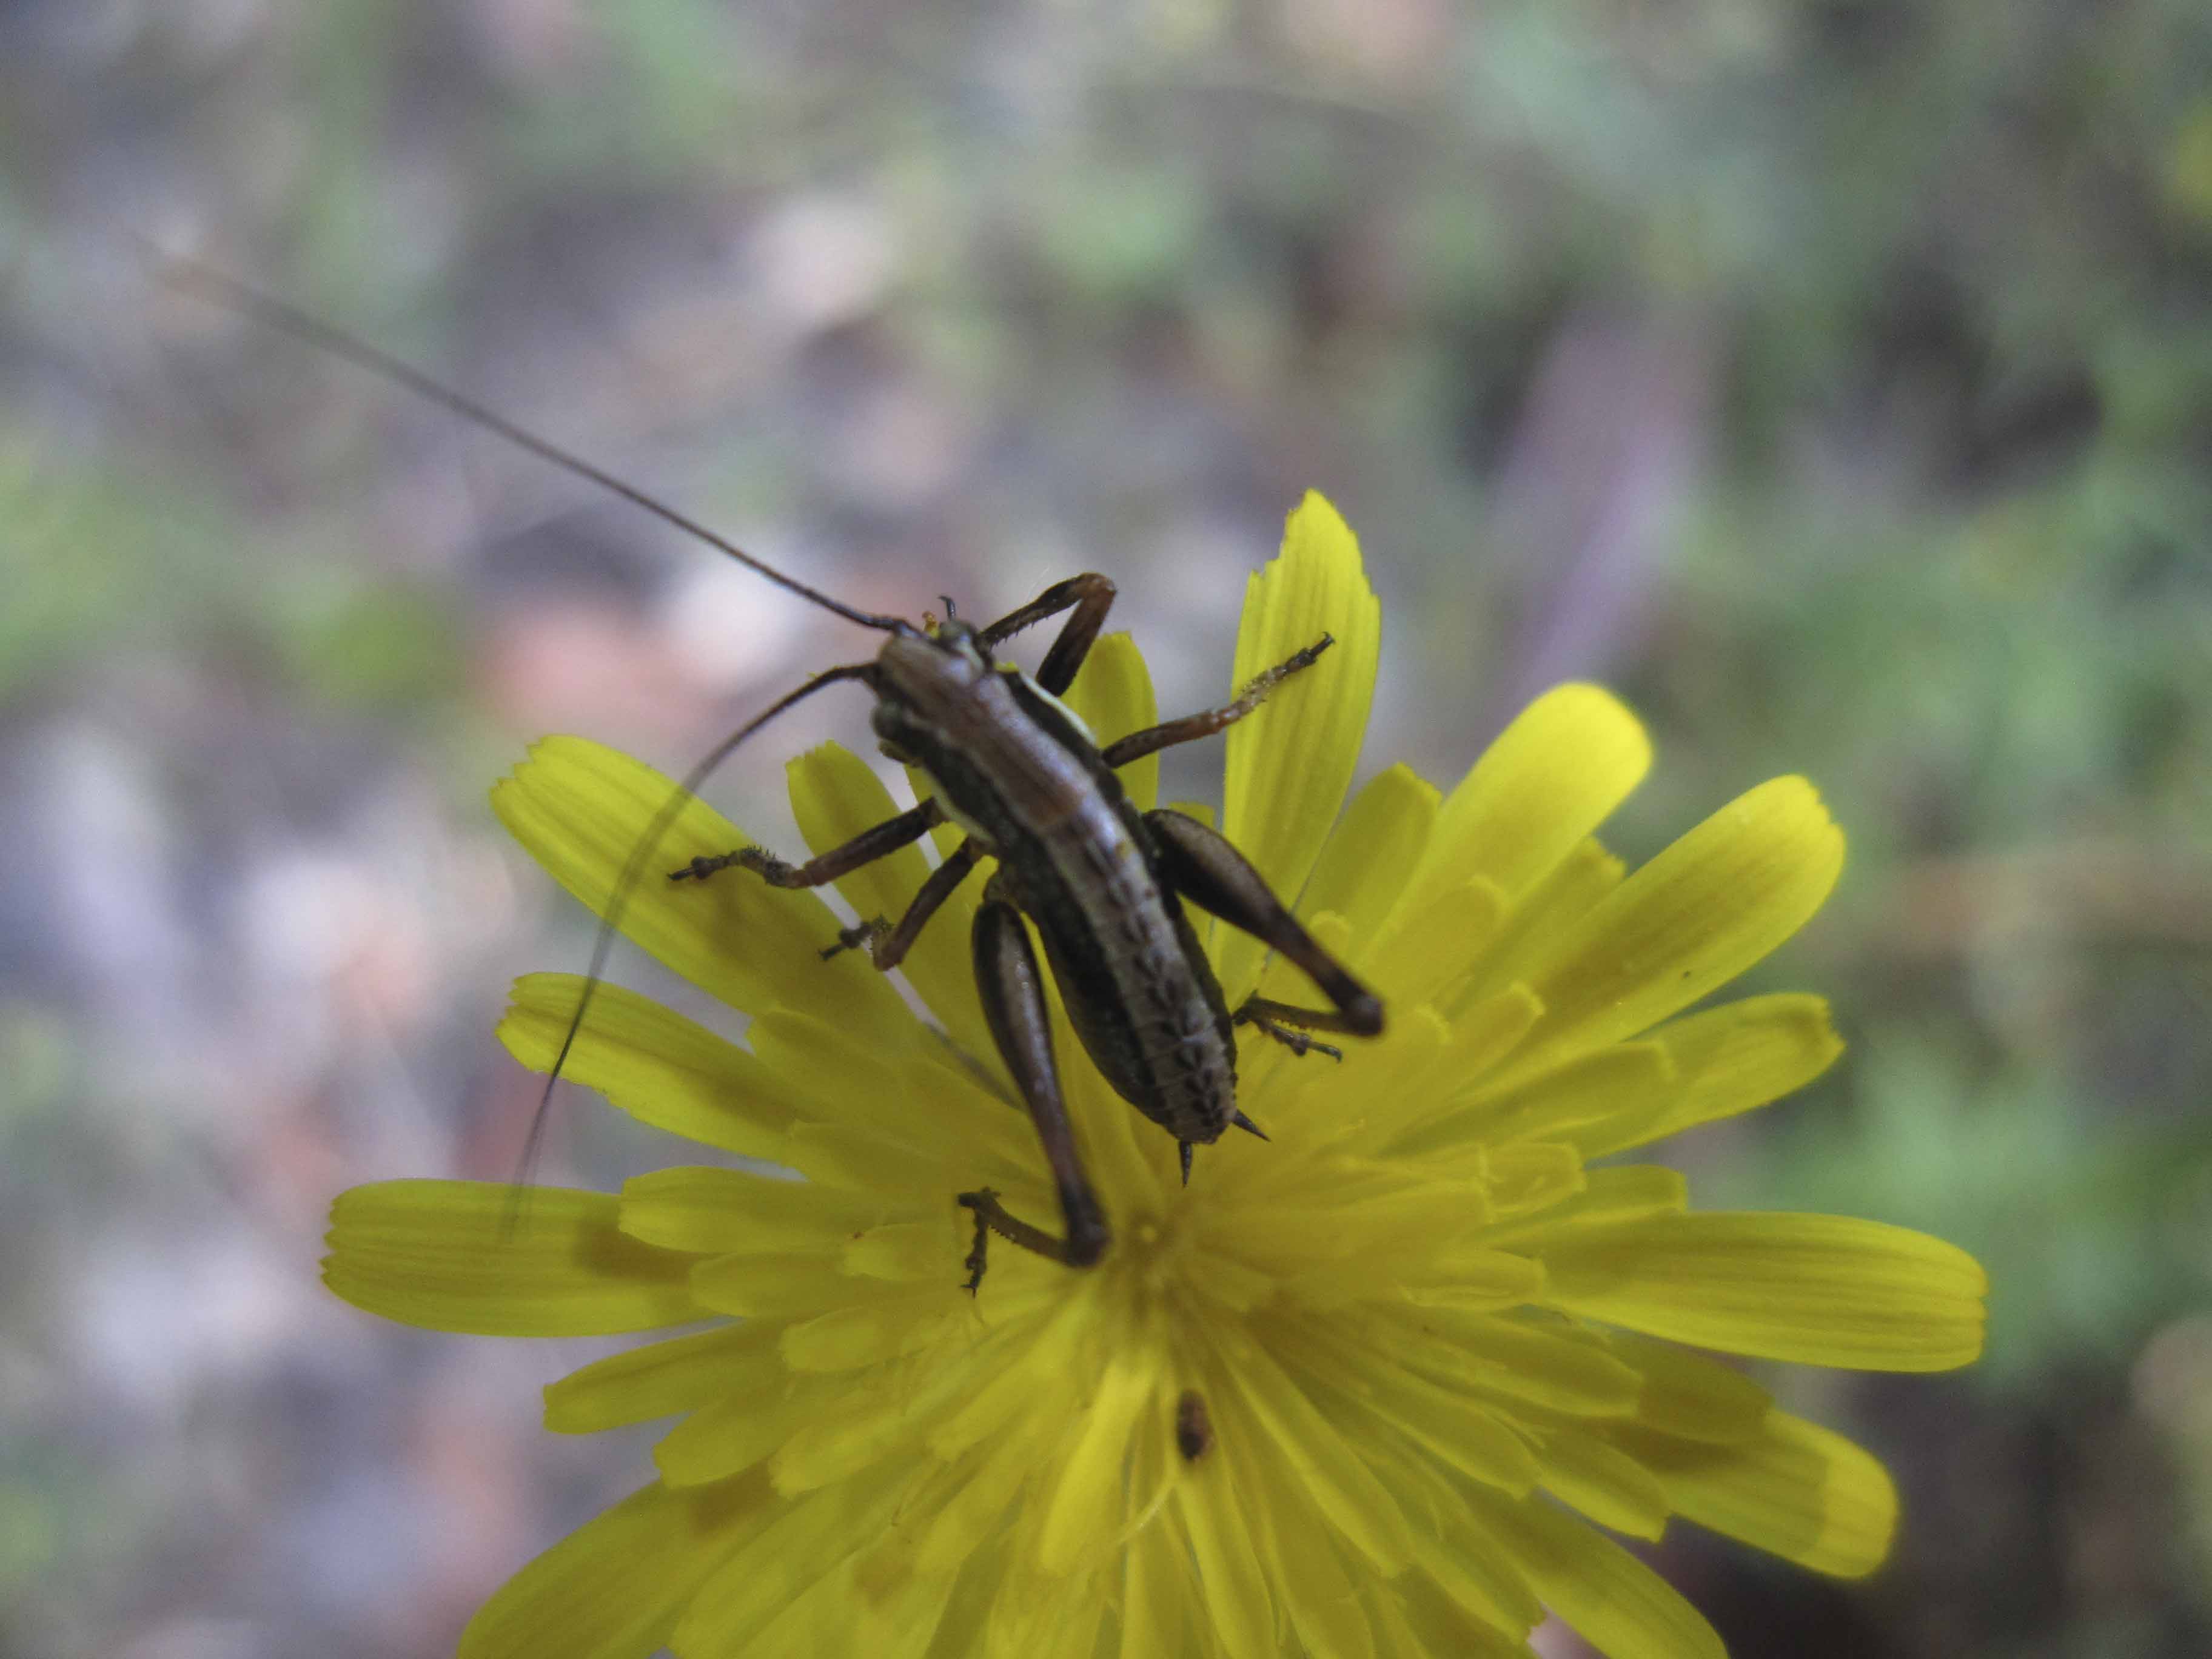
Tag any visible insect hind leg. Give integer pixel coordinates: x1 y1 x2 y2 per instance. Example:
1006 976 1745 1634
1143 807 1384 1039
959 889 1111 1292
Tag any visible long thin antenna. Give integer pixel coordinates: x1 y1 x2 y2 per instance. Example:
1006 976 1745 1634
146 247 906 632
509 660 879 1219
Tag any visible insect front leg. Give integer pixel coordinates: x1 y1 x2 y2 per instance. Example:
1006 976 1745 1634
670 797 971 966
977 572 1117 695
1143 807 1384 1044
959 879 1110 1292
668 796 942 886
1101 634 1335 769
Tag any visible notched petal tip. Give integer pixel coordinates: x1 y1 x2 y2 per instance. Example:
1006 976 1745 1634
324 1179 700 1336
1216 489 1382 995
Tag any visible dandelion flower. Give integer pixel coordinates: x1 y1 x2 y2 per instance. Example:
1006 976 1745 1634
326 492 1988 1659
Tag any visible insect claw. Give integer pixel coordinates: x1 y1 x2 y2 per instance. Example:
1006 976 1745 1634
957 1189 996 1294
820 917 890 961
1179 1142 1195 1185
1231 1110 1269 1140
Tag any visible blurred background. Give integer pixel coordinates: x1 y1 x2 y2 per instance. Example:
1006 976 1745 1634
3 2 2210 1655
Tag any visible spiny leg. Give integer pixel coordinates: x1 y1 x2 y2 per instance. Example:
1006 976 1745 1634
959 888 1110 1292
977 572 1116 696
1101 633 1335 769
1233 996 1364 1059
669 796 942 886
821 839 983 968
960 889 1114 1292
1145 806 1384 1038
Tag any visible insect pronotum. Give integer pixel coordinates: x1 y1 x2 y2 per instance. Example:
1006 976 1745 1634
163 256 1386 1289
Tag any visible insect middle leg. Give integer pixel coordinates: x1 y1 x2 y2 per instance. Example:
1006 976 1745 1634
669 799 982 970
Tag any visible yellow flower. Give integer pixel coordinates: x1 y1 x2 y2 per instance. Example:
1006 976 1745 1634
324 493 1986 1659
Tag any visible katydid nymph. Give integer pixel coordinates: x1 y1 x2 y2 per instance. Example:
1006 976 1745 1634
160 258 1386 1290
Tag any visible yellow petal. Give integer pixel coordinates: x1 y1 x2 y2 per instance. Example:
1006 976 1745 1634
543 1322 773 1433
789 742 989 1052
1460 838 1624 1006
781 1119 1026 1198
1276 762 1439 952
928 1306 1085 1458
1379 983 1544 1121
1271 1320 1540 1496
672 1469 910 1657
1368 1305 1643 1417
843 1221 964 1282
458 1475 772 1659
1535 1425 1672 1540
762 1555 956 1659
748 1009 1037 1178
1582 993 1843 1156
1482 1167 1689 1248
1481 1141 1588 1221
1401 1496 1547 1641
1390 1041 1673 1158
1606 1335 1774 1444
1036 1347 1163 1574
1392 684 1651 931
1219 1336 1415 1576
1388 1572 1539 1657
1063 631 1161 811
653 1376 819 1487
1481 1487 1725 1659
1542 1213 1989 1370
1363 877 1510 1008
986 1568 1110 1658
491 736 909 1033
324 1181 697 1336
690 1253 916 1320
1121 1510 1196 1659
1507 777 1846 1075
768 1355 979 1495
1614 1410 1897 1577
917 1549 1001 1657
498 974 803 1161
1173 1443 1276 1658
780 1294 954 1372
1291 1241 1541 1316
618 1165 874 1256
911 1426 1040 1575
1249 1453 1378 1659
1216 491 1381 999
